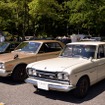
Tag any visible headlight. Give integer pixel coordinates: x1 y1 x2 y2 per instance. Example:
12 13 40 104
57 73 62 79
57 72 69 80
27 68 36 76
63 73 69 80
0 63 5 69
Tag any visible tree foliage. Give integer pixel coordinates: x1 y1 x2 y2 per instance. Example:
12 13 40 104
64 0 105 35
0 0 105 38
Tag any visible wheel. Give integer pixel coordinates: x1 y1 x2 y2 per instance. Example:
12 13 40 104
12 64 28 82
73 76 90 98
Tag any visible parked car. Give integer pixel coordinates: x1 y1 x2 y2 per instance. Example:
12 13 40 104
0 41 19 54
56 38 71 44
0 40 65 81
25 41 105 98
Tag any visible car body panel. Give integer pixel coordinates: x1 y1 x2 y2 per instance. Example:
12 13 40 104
0 40 65 77
25 41 105 93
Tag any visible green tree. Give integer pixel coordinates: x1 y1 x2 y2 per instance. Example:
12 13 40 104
0 0 31 39
0 0 105 38
28 0 64 37
0 1 16 31
65 0 105 35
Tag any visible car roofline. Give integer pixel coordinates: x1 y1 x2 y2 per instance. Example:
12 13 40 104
67 41 105 46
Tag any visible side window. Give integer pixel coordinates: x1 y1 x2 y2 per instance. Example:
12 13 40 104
38 44 47 53
39 42 62 53
46 42 62 52
97 45 105 59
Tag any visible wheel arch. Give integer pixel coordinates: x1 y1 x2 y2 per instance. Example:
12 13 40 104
11 63 28 81
12 63 27 74
77 75 90 86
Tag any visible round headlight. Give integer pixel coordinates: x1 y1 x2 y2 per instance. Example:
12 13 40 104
57 73 63 79
0 63 5 69
57 72 69 80
27 68 33 75
32 70 36 76
63 73 69 80
0 65 2 69
27 68 37 76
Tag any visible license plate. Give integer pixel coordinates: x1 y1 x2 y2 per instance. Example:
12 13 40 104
37 81 48 90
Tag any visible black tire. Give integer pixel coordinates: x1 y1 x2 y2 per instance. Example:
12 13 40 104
12 64 28 82
73 76 90 98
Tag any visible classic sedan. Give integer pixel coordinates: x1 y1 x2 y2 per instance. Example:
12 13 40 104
25 41 105 98
0 40 64 81
0 41 19 54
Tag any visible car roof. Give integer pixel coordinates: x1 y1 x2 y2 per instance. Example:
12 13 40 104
67 41 105 46
24 40 61 43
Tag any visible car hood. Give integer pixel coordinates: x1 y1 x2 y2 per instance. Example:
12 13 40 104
0 51 34 62
27 57 89 73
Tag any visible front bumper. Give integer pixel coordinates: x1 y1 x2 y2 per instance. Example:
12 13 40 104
0 69 11 77
25 78 75 92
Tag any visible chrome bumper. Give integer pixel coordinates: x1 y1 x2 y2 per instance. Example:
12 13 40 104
25 78 75 92
0 69 11 77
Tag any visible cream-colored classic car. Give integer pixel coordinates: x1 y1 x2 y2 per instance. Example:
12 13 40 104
0 40 64 81
25 41 105 98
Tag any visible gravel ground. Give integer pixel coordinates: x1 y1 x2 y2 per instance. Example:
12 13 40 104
0 77 105 105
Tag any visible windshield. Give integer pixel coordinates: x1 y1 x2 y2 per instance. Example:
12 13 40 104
15 42 41 53
0 42 9 52
60 44 96 59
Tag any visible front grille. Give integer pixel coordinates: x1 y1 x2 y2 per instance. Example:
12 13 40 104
30 70 69 85
36 70 57 80
29 70 70 85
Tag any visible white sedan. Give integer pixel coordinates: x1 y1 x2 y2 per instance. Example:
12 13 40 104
25 41 105 98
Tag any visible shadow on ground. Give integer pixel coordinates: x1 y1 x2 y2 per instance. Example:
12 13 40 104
0 76 25 85
34 79 105 104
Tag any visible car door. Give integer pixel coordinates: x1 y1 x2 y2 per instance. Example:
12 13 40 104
97 45 105 81
36 42 63 61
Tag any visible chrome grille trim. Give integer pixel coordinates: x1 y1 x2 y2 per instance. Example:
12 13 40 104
29 70 69 85
36 70 57 79
29 76 69 85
